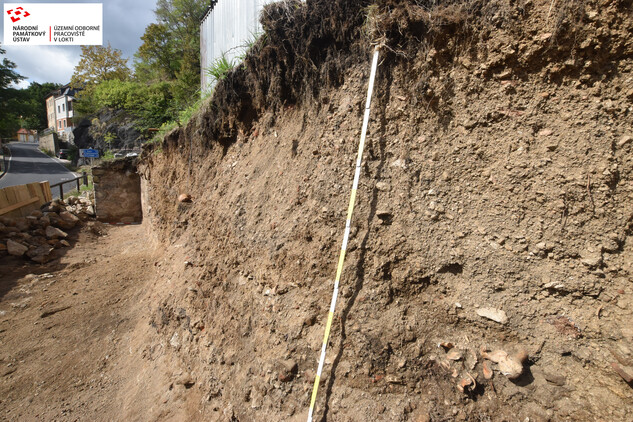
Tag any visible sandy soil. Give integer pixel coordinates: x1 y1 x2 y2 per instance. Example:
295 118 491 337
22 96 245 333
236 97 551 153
0 223 159 421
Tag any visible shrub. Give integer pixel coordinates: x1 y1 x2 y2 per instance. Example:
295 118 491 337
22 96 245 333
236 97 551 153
88 80 175 130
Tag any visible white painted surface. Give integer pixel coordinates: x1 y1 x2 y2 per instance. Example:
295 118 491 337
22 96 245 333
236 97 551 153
200 0 275 94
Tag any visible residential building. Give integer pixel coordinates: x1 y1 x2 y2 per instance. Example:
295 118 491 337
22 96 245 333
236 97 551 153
44 84 80 137
45 94 56 130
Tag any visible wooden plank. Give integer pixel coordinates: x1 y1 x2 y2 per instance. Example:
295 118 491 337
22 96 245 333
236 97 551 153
27 184 38 207
27 183 46 206
15 185 31 217
0 181 53 218
16 185 29 200
0 189 9 210
36 183 46 203
0 196 39 216
27 183 38 199
20 184 42 216
12 186 24 217
40 181 52 202
3 187 18 212
7 188 23 218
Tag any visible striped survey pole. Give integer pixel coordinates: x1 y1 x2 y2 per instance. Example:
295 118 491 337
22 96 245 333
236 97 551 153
307 46 380 422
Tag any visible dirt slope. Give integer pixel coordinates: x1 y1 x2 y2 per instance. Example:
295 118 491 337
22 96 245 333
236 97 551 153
2 0 632 421
139 0 633 420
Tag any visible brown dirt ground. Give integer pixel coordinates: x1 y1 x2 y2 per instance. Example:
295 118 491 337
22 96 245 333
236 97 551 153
0 224 169 421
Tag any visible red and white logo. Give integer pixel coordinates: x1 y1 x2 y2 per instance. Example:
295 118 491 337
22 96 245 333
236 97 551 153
6 6 30 23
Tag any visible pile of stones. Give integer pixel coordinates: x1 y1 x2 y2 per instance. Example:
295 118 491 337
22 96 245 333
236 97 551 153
0 197 94 264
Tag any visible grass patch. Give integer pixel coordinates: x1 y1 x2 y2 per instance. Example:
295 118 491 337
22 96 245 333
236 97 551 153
64 162 80 172
61 166 93 199
177 95 206 125
237 30 265 62
100 150 116 162
206 53 236 88
149 91 211 145
40 148 55 157
149 32 263 148
150 120 178 145
64 182 94 200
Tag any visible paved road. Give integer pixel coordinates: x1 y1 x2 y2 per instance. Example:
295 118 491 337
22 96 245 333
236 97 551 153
0 142 78 198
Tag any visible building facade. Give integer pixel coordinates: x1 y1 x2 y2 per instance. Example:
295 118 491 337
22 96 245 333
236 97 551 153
45 95 56 130
17 128 38 143
45 84 79 137
54 95 73 132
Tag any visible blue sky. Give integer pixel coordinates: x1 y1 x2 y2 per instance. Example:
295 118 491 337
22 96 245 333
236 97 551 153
1 0 157 87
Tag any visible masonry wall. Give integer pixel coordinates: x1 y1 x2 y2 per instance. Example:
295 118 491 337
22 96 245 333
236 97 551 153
39 130 58 155
92 158 142 224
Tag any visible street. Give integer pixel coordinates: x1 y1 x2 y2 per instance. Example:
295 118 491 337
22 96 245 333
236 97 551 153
0 142 78 198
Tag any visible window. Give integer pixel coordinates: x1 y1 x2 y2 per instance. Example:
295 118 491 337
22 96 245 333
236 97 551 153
62 103 65 112
58 105 61 113
63 120 66 128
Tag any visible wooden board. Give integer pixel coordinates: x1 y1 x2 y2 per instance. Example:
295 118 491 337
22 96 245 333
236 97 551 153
0 189 9 212
0 196 39 216
40 181 52 202
0 182 51 218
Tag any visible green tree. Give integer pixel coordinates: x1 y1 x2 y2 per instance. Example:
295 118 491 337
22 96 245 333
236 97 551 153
77 0 206 139
89 79 174 129
134 23 178 81
0 45 25 137
0 46 23 88
18 82 61 129
135 0 207 106
71 43 131 89
71 44 131 115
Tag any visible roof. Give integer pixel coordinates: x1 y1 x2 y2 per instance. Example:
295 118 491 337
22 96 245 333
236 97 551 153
45 83 80 100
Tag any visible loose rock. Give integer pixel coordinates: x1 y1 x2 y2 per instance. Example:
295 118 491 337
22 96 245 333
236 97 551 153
617 135 632 148
178 193 193 203
476 307 508 324
611 362 633 384
481 348 527 380
376 182 391 191
27 246 54 263
45 226 68 239
277 359 298 382
7 239 28 256
580 249 602 268
59 211 80 226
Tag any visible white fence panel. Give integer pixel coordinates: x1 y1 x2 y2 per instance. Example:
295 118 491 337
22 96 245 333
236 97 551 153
200 0 276 94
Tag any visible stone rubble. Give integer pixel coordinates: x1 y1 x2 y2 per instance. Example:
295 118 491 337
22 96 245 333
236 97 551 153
0 196 95 264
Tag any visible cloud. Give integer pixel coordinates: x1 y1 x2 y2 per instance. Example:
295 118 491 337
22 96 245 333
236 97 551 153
104 0 157 60
4 45 79 84
14 79 31 89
